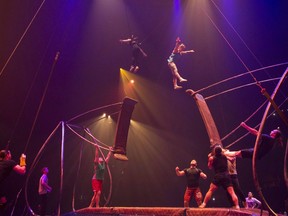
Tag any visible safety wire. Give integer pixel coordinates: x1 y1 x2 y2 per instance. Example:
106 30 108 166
202 1 287 142
210 0 287 100
0 0 46 78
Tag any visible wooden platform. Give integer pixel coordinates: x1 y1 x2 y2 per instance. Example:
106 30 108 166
65 207 273 216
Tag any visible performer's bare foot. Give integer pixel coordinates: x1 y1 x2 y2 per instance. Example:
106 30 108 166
174 85 182 90
134 66 139 73
129 66 135 72
199 203 206 208
180 78 187 82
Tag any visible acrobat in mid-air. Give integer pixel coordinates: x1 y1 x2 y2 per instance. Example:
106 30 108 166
167 37 195 90
119 35 147 73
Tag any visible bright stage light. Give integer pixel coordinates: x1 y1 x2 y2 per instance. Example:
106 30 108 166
130 79 135 84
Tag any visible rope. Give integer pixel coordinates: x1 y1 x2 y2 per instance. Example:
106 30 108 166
5 25 56 153
0 0 46 78
208 0 264 91
210 0 288 101
23 52 60 153
221 99 267 143
202 6 251 73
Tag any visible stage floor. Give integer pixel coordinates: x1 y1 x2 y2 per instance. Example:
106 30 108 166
71 207 273 216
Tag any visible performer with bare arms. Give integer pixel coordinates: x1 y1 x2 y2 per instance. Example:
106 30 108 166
89 146 112 208
175 159 207 207
167 37 194 90
199 145 240 209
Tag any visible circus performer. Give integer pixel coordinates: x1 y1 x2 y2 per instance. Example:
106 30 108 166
224 150 247 208
246 192 262 209
119 35 147 73
167 37 194 90
199 145 240 209
89 146 112 208
175 159 207 207
38 167 52 216
234 122 282 160
0 150 26 210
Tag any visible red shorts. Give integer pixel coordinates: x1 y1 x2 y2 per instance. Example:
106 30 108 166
184 187 203 206
92 179 103 192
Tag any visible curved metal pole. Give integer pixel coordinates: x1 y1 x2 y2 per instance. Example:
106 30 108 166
66 124 110 151
57 121 65 216
72 141 84 212
284 140 288 191
66 102 122 123
252 69 288 216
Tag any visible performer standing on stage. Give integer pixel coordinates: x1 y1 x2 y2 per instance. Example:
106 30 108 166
167 37 194 90
246 192 262 209
175 159 207 207
38 167 52 216
119 35 147 73
199 145 240 209
0 150 26 212
89 146 112 208
224 150 247 208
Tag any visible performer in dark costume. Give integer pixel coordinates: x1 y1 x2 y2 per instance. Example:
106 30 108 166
0 150 26 212
209 148 247 208
167 37 194 90
119 35 147 73
175 159 207 207
232 122 282 160
199 145 240 209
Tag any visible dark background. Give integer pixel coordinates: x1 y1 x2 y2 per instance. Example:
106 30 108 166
0 0 287 215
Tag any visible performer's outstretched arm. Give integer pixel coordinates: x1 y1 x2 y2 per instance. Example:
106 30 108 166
119 38 132 44
181 50 195 54
175 166 185 176
240 122 259 136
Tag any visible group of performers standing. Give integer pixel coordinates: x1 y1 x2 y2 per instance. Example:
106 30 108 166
175 122 282 209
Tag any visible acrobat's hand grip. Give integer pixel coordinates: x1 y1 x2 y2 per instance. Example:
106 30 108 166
20 154 26 166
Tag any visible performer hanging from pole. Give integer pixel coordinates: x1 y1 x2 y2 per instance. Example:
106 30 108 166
89 146 112 208
231 122 283 160
167 37 194 90
119 35 147 73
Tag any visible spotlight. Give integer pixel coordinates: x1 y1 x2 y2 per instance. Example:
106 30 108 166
130 79 135 84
